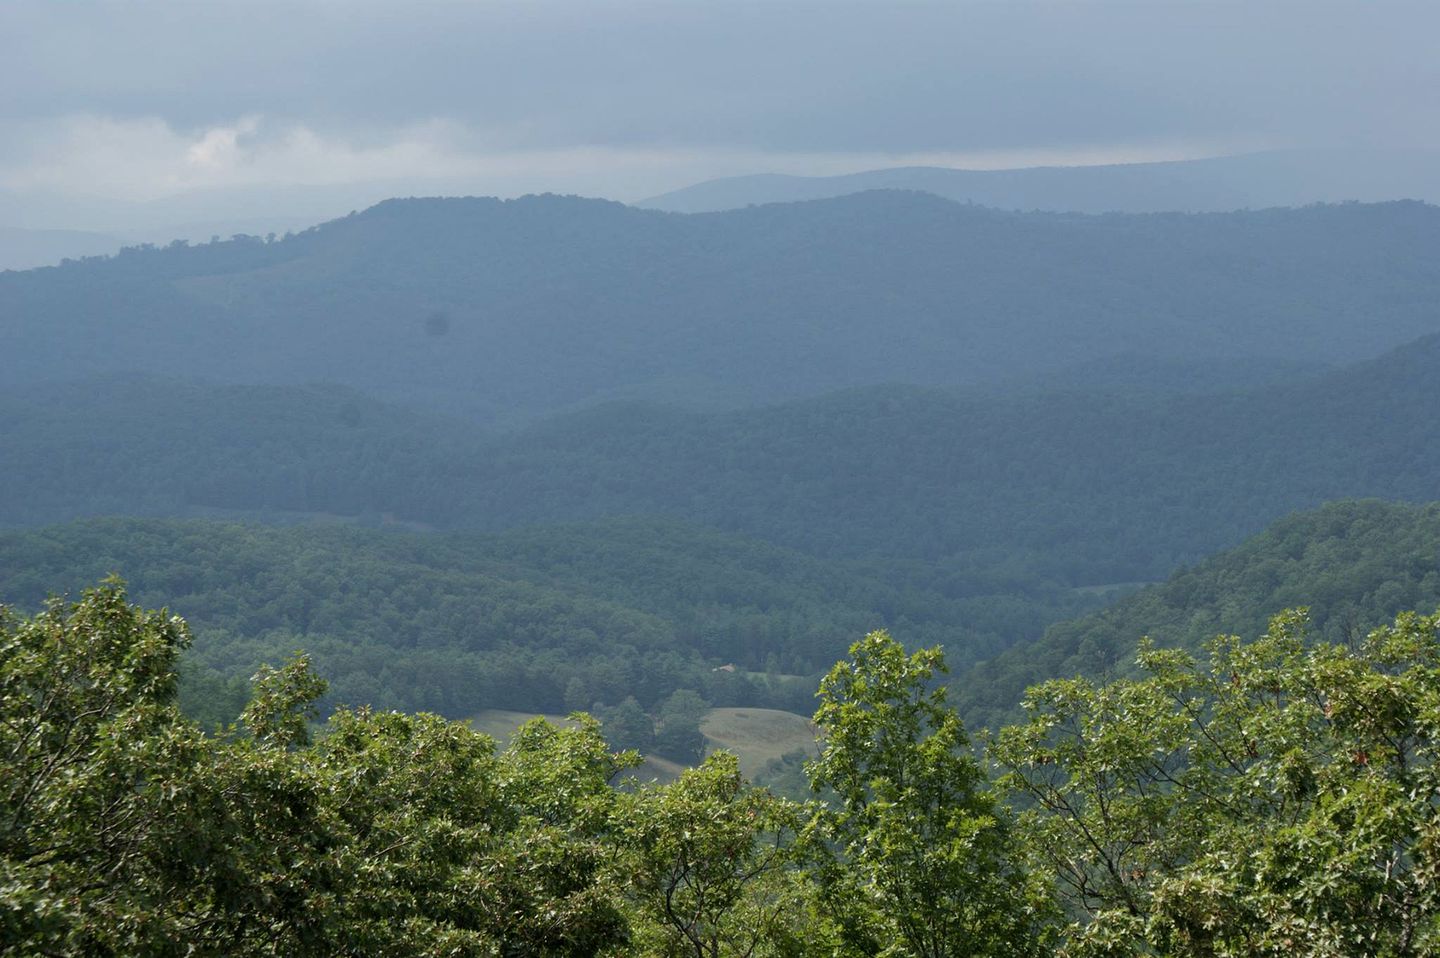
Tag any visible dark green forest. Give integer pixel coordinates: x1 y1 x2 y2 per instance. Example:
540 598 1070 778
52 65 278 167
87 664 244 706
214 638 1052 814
5 327 1439 587
3 498 1437 745
0 516 1100 730
957 499 1440 731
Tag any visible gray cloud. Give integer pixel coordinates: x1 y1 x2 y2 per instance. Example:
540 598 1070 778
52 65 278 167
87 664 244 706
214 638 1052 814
6 2 1437 148
1 1 1436 224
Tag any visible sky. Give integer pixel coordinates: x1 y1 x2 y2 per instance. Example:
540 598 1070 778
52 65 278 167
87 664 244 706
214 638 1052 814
1 0 1437 231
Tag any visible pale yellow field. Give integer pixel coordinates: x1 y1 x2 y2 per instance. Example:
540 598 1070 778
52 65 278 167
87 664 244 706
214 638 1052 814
632 754 687 783
700 707 819 779
467 708 577 744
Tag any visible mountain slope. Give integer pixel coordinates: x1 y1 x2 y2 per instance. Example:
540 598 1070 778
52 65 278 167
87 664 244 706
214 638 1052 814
956 499 1440 730
5 333 1439 588
443 331 1440 580
0 375 474 528
3 193 1439 419
0 516 1097 717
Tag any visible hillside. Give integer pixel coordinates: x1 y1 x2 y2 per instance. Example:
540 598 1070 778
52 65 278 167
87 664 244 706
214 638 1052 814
956 499 1440 731
11 501 1431 791
5 332 1439 588
0 516 1101 723
3 193 1439 420
460 331 1440 582
0 376 474 528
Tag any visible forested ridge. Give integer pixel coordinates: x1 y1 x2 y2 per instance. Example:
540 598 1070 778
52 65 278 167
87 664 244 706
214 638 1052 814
4 194 1440 418
958 499 1440 730
0 516 1099 729
3 498 1438 744
6 330 1439 586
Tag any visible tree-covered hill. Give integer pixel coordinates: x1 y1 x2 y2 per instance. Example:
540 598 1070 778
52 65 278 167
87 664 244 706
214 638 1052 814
0 376 475 528
957 499 1440 730
0 516 1098 723
455 334 1440 581
3 192 1438 419
5 332 1439 587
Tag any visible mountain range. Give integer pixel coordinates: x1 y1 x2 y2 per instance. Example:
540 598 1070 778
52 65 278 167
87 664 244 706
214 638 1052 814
4 192 1440 422
5 328 1438 591
640 149 1440 214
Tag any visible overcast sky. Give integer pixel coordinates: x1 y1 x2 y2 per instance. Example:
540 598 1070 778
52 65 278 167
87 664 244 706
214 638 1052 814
2 1 1437 229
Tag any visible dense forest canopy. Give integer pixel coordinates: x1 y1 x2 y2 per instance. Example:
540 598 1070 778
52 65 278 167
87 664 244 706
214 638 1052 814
2 499 1436 743
5 331 1438 588
4 194 1440 419
958 499 1440 730
0 516 1100 727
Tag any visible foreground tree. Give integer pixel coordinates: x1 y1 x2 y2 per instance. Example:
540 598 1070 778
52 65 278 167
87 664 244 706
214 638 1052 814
993 609 1440 957
0 582 639 956
0 580 337 953
807 630 1050 957
29 579 1440 957
1 578 203 951
619 752 816 957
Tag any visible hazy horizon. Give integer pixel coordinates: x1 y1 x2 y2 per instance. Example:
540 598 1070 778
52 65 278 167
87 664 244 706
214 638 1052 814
4 1 1438 237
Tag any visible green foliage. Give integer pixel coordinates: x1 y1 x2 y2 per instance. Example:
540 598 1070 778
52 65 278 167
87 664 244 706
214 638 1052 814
17 578 1440 956
241 652 328 747
807 631 1050 957
654 689 710 763
0 580 826 956
599 696 656 754
619 753 814 957
959 499 1440 731
0 516 1096 719
0 582 642 955
481 714 640 954
177 658 250 730
0 578 194 952
993 609 1440 957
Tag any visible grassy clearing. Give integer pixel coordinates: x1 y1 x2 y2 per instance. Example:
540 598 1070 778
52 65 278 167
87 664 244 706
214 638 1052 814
469 705 818 782
632 754 687 783
467 708 577 744
701 707 819 779
1071 581 1153 596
